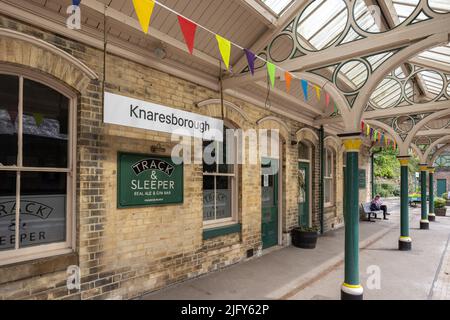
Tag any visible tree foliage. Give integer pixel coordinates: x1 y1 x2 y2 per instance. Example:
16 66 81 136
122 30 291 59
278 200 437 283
374 148 400 179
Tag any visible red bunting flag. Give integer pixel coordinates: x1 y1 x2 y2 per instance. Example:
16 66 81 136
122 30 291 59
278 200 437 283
285 72 292 93
178 16 197 55
361 121 364 132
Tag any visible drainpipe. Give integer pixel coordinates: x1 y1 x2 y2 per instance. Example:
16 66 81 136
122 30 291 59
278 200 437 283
371 148 382 199
319 126 324 234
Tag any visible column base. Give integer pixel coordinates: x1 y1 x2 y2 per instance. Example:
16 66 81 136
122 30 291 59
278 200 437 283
428 213 436 222
399 237 412 251
341 283 363 300
420 219 429 230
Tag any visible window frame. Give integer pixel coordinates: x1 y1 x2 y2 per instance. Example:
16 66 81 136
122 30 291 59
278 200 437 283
0 65 76 266
324 147 335 207
202 122 239 229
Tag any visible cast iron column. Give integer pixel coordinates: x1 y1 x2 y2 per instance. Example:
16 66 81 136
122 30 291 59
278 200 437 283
340 135 363 300
420 165 429 229
398 156 412 251
428 167 435 222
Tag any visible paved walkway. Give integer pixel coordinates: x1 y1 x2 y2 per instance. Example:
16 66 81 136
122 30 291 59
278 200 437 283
141 200 450 300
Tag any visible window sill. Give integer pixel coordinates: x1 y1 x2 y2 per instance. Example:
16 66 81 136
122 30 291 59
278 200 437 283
203 223 242 240
0 251 78 285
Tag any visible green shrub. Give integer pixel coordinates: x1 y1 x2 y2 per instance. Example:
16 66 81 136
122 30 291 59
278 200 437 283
434 197 446 209
442 192 448 200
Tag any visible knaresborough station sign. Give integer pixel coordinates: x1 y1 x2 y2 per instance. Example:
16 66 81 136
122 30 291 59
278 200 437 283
117 153 184 208
104 92 224 141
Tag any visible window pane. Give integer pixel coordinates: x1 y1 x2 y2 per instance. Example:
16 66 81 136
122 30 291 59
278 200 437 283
23 79 69 168
298 142 309 160
218 134 233 174
202 140 217 173
19 172 66 248
325 178 331 203
0 172 16 251
216 176 232 219
0 74 19 166
203 175 215 221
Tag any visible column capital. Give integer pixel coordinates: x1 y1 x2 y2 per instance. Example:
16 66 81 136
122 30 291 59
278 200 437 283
397 156 410 166
428 167 435 173
339 135 362 152
419 165 428 171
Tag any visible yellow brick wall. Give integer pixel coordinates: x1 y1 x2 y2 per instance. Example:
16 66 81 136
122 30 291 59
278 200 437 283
0 15 349 300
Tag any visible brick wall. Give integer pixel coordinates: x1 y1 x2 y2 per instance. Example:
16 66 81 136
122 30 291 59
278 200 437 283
0 15 346 300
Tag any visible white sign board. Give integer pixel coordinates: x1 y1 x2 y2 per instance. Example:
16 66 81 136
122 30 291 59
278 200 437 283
104 92 223 141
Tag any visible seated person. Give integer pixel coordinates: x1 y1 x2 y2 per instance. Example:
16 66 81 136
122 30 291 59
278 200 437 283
370 195 389 220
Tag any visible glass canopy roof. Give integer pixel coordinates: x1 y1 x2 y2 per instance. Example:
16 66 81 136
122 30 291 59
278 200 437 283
259 0 295 15
262 0 448 110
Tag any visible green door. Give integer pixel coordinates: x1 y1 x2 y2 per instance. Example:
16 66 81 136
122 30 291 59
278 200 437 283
298 162 310 227
261 158 279 249
437 179 447 198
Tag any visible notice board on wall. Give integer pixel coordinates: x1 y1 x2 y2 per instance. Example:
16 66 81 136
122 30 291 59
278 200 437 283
359 169 366 189
117 152 183 208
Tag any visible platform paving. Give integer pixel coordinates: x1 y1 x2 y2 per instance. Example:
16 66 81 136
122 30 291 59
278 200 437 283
141 200 450 300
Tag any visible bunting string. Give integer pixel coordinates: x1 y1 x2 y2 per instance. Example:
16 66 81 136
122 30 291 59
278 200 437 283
361 121 397 151
131 0 330 103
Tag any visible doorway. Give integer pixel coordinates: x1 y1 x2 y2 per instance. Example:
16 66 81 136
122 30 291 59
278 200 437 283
298 162 310 227
437 179 447 198
261 158 279 249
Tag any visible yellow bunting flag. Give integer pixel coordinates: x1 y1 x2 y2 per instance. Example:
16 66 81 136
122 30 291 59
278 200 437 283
132 0 155 34
366 125 370 136
267 62 276 88
285 72 292 93
216 35 231 70
314 85 321 101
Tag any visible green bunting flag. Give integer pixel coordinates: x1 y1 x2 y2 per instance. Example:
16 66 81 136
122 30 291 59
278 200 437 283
267 62 276 88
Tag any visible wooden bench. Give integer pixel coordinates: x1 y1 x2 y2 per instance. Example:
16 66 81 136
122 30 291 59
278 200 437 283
361 203 383 222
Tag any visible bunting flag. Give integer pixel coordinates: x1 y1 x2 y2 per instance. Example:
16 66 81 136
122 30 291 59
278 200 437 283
301 80 308 101
8 110 17 124
314 86 321 101
178 16 197 54
325 92 330 109
72 0 81 5
361 121 365 132
33 113 44 127
216 35 231 69
132 0 155 34
267 62 276 88
366 124 370 136
244 49 256 75
285 72 292 93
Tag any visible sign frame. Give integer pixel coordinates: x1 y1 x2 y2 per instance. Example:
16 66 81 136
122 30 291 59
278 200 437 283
359 169 366 189
117 152 184 209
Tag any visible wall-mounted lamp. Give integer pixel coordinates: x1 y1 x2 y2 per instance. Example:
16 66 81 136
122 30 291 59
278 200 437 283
151 143 166 153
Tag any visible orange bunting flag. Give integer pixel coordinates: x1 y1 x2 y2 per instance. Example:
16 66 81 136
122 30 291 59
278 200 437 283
216 35 231 70
132 0 155 34
285 72 292 93
314 86 321 101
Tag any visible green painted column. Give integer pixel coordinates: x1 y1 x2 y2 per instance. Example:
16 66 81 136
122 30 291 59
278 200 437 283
398 157 412 251
428 167 435 222
340 136 363 300
420 165 429 229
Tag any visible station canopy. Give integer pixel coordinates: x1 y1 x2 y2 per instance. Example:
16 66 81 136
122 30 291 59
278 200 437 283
11 0 450 165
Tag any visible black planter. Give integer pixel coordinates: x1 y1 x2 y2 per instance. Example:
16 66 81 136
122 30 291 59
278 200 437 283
435 207 447 217
291 228 318 249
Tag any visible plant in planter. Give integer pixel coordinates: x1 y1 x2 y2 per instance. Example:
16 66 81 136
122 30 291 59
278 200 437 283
434 197 447 217
291 226 319 249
